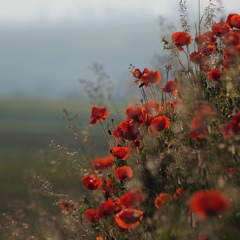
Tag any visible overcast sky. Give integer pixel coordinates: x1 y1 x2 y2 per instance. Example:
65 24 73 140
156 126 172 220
0 0 182 23
0 0 239 98
0 0 237 23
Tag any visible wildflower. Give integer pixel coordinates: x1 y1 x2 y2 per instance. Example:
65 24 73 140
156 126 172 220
82 174 103 190
223 45 240 69
222 30 240 45
120 188 145 207
173 188 184 200
113 119 140 141
112 146 130 160
161 80 178 95
190 51 208 65
143 100 162 116
189 117 208 140
196 31 217 46
115 209 143 229
114 166 133 181
97 198 122 219
155 193 171 209
163 98 182 117
125 105 143 123
218 112 240 138
198 44 216 56
222 59 231 71
211 22 230 37
84 209 100 223
207 68 222 81
171 31 192 51
92 155 114 172
223 45 240 59
189 190 231 220
148 115 170 134
140 70 161 87
96 236 104 240
132 68 142 79
90 106 109 125
226 13 240 29
112 121 126 139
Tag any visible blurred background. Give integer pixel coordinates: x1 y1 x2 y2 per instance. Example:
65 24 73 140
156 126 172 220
1 0 237 99
0 0 238 237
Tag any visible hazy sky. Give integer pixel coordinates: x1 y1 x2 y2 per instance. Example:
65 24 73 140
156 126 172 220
1 0 237 23
0 0 177 23
1 0 239 98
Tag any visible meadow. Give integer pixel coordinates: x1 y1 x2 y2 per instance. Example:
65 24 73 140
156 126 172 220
0 97 113 238
1 2 240 239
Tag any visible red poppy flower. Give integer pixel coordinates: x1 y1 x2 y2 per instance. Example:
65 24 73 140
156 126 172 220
196 31 217 46
125 105 143 123
141 111 154 127
84 209 100 223
190 51 208 65
82 174 103 190
198 44 216 56
112 146 130 160
97 198 122 219
171 31 192 51
115 209 143 229
194 104 213 120
211 22 230 37
207 68 222 81
149 116 170 134
164 99 182 116
188 117 208 140
92 155 114 172
143 100 162 116
226 13 240 29
173 188 184 200
227 112 240 134
120 188 145 207
89 106 109 125
223 45 240 70
218 112 240 138
189 190 231 220
223 45 240 59
222 59 231 71
140 70 161 87
114 166 133 181
112 119 140 141
132 68 142 79
112 121 125 139
162 80 178 95
218 122 234 138
155 193 171 209
222 30 240 45
96 236 104 240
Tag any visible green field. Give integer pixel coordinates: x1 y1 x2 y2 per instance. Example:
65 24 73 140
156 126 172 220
0 98 123 238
